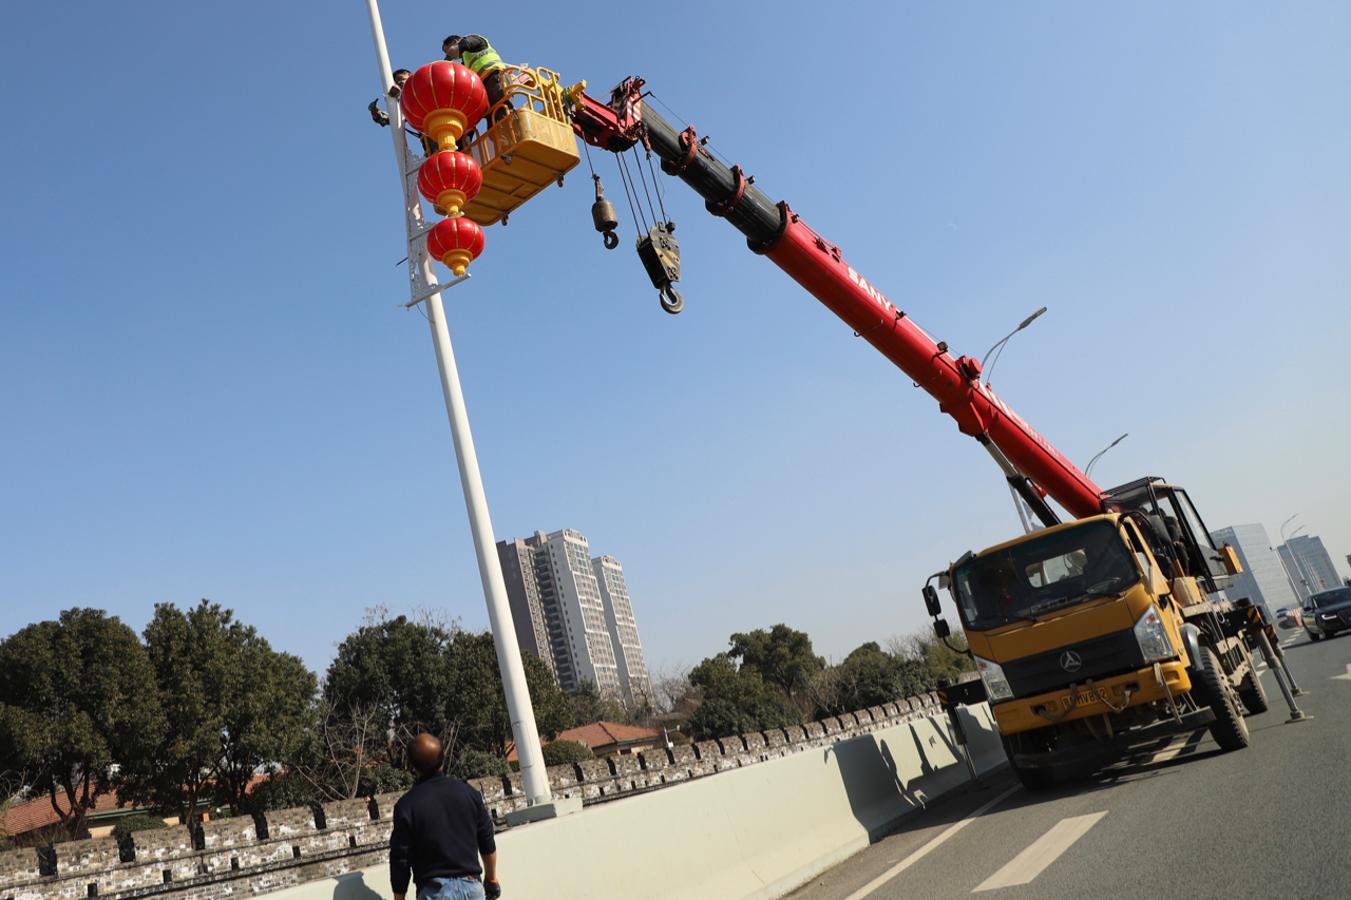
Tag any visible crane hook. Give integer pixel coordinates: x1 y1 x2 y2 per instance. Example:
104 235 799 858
659 285 684 315
591 175 620 251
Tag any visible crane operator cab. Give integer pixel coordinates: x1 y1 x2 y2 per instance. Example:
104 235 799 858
459 65 580 226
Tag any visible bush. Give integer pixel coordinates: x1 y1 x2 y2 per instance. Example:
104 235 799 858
451 749 510 782
541 740 593 766
246 771 321 812
111 814 168 845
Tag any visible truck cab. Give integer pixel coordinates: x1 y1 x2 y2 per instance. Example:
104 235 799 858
931 506 1259 789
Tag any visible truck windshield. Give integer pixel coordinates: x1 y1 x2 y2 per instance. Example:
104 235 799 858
953 520 1140 630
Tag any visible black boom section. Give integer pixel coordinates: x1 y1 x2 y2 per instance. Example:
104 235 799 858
638 105 785 248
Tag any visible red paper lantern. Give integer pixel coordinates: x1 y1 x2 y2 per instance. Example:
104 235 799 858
399 62 488 150
417 151 483 216
427 217 485 276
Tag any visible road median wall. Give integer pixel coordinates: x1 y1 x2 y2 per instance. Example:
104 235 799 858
0 697 1003 900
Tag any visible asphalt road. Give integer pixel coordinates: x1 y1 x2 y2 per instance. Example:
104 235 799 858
790 629 1351 900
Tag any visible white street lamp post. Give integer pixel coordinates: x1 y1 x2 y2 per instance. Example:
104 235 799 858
362 0 559 814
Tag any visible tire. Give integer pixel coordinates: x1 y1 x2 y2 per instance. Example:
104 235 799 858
1237 665 1269 715
1001 736 1058 791
1309 632 1322 642
1011 761 1057 791
1193 647 1250 752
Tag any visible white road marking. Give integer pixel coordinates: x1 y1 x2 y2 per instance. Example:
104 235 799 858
973 811 1108 892
1332 664 1351 681
843 785 1020 900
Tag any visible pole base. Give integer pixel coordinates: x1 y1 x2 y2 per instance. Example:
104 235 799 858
1291 688 1307 696
505 796 583 826
1286 712 1313 723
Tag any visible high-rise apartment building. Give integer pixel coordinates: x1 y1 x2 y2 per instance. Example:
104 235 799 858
592 555 652 707
496 529 649 704
1210 524 1297 612
1278 535 1341 603
497 538 556 680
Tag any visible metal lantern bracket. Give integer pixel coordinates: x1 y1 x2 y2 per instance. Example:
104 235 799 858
402 274 472 309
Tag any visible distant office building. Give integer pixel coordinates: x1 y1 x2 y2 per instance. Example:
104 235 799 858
1277 534 1340 603
1210 524 1298 612
496 529 650 703
593 555 652 707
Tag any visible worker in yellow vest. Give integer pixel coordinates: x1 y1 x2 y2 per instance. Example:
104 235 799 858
443 34 508 111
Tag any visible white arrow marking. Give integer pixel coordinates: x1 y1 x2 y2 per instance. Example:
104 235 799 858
1332 664 1351 681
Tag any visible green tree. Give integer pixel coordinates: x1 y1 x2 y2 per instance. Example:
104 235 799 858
824 642 929 714
565 680 627 726
124 601 317 820
541 740 594 766
904 631 974 689
111 814 167 845
324 615 454 735
449 748 510 782
444 631 571 757
215 643 315 813
685 653 801 740
0 609 163 839
728 625 825 702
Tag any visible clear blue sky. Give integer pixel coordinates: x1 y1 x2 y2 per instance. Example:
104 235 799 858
3 2 1348 677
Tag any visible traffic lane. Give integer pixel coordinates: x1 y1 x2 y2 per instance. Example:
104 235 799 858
943 636 1351 900
1025 634 1351 900
792 635 1351 899
784 772 1025 900
788 740 1226 899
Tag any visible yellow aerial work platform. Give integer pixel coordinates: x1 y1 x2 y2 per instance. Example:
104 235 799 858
461 66 580 226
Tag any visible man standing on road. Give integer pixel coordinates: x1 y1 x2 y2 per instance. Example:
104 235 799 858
390 733 501 900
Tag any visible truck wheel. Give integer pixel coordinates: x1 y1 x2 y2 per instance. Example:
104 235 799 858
1001 736 1057 791
1195 647 1250 751
1011 761 1057 791
1237 665 1269 715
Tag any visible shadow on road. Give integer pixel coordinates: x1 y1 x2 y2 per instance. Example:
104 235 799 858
330 872 381 900
828 731 989 845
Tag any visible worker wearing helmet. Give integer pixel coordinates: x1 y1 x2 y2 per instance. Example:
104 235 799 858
443 34 508 110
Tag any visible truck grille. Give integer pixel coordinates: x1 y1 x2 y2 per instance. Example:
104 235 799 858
1002 629 1145 698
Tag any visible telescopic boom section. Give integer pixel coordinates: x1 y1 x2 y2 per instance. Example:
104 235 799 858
570 82 1104 519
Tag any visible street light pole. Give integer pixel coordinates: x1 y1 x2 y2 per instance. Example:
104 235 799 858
1084 433 1129 479
980 306 1047 385
1278 516 1311 604
362 0 554 810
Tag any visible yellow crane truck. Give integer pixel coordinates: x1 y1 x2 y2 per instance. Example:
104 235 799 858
925 477 1304 789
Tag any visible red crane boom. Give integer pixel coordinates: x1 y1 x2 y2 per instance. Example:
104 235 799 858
569 80 1103 521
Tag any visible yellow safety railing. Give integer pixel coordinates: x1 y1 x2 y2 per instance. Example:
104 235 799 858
461 64 581 226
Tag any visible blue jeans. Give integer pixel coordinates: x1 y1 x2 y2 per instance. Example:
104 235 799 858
417 878 485 900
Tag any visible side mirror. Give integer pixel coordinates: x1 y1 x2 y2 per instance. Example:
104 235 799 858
934 618 951 639
922 584 942 618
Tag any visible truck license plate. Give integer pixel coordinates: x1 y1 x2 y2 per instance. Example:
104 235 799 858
1061 688 1110 710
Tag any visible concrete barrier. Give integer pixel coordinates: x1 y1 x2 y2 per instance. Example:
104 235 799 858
263 704 1004 900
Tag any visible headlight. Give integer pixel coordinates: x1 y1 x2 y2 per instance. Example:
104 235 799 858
973 655 1014 702
1134 605 1174 662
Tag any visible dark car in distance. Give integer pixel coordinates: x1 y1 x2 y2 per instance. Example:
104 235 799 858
1303 587 1351 641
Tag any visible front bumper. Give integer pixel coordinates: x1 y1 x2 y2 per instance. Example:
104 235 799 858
993 659 1192 736
1313 614 1351 636
1009 705 1216 771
